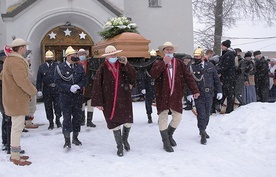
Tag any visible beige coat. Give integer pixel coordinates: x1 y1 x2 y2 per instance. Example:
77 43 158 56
2 52 37 116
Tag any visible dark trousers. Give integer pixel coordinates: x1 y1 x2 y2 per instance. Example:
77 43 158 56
195 96 213 131
145 86 155 115
59 93 83 134
222 83 235 113
1 113 11 147
43 93 62 121
256 83 269 102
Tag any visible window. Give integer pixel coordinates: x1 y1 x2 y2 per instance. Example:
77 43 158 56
149 0 162 7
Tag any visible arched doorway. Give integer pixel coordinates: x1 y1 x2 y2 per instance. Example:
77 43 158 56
41 25 94 62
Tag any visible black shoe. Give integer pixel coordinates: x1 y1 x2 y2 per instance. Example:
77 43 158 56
56 117 62 128
147 114 153 124
63 138 71 148
72 138 82 146
87 121 96 127
72 132 82 146
22 128 29 133
200 130 207 145
48 123 54 130
184 106 192 110
63 133 71 148
199 131 210 139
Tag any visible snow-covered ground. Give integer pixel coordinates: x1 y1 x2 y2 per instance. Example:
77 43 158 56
1 101 276 177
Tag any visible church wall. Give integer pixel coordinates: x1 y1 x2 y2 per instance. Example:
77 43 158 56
124 0 194 54
1 0 118 76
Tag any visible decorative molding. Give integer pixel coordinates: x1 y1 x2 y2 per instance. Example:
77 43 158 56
97 0 123 17
1 0 38 19
1 0 123 20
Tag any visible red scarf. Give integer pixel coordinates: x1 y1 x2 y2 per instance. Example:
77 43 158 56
105 61 120 120
79 60 87 73
166 58 176 95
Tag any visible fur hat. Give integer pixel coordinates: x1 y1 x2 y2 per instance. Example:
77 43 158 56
221 40 231 48
244 51 252 58
253 50 261 56
158 41 177 52
7 38 30 48
102 45 122 57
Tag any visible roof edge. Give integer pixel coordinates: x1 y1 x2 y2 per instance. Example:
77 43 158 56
1 0 38 19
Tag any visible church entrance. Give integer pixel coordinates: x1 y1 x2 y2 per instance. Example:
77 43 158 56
41 25 94 62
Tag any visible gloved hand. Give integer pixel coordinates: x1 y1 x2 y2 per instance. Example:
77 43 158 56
187 95 194 102
70 85 80 93
217 93 223 100
141 89 146 94
37 91 43 97
73 84 80 90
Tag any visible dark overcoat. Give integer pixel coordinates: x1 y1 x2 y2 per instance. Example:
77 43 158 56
150 58 199 115
91 61 136 129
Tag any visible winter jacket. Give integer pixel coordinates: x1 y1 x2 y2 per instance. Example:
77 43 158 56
150 58 199 115
2 52 37 116
217 49 236 84
91 61 136 129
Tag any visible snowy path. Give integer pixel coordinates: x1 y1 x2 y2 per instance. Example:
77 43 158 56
0 102 275 177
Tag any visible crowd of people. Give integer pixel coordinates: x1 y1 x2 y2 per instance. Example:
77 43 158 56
0 37 275 166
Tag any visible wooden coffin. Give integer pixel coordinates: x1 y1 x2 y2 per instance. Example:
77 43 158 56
93 32 151 58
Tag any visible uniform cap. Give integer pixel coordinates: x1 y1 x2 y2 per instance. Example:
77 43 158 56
194 47 204 57
65 46 77 56
45 50 54 58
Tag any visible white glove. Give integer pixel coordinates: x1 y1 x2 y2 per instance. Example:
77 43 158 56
187 95 194 102
37 91 43 97
217 93 223 100
70 85 80 93
141 89 146 94
73 84 80 90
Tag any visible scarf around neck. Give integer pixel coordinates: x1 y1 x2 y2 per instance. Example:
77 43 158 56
105 61 120 120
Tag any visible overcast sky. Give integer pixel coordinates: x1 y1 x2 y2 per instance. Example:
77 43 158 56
225 20 276 52
194 20 276 52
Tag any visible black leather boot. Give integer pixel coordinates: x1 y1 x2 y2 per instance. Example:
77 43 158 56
81 111 85 126
199 131 210 139
167 125 177 146
200 130 207 145
87 112 96 127
63 132 71 148
72 132 82 146
147 114 153 123
55 116 62 128
48 120 54 130
113 130 123 157
6 145 11 154
160 129 174 152
122 126 131 151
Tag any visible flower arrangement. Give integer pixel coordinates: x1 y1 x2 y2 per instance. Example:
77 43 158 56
99 16 139 40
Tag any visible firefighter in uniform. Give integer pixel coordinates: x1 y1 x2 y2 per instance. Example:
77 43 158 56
36 50 62 130
187 48 222 145
54 46 87 148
